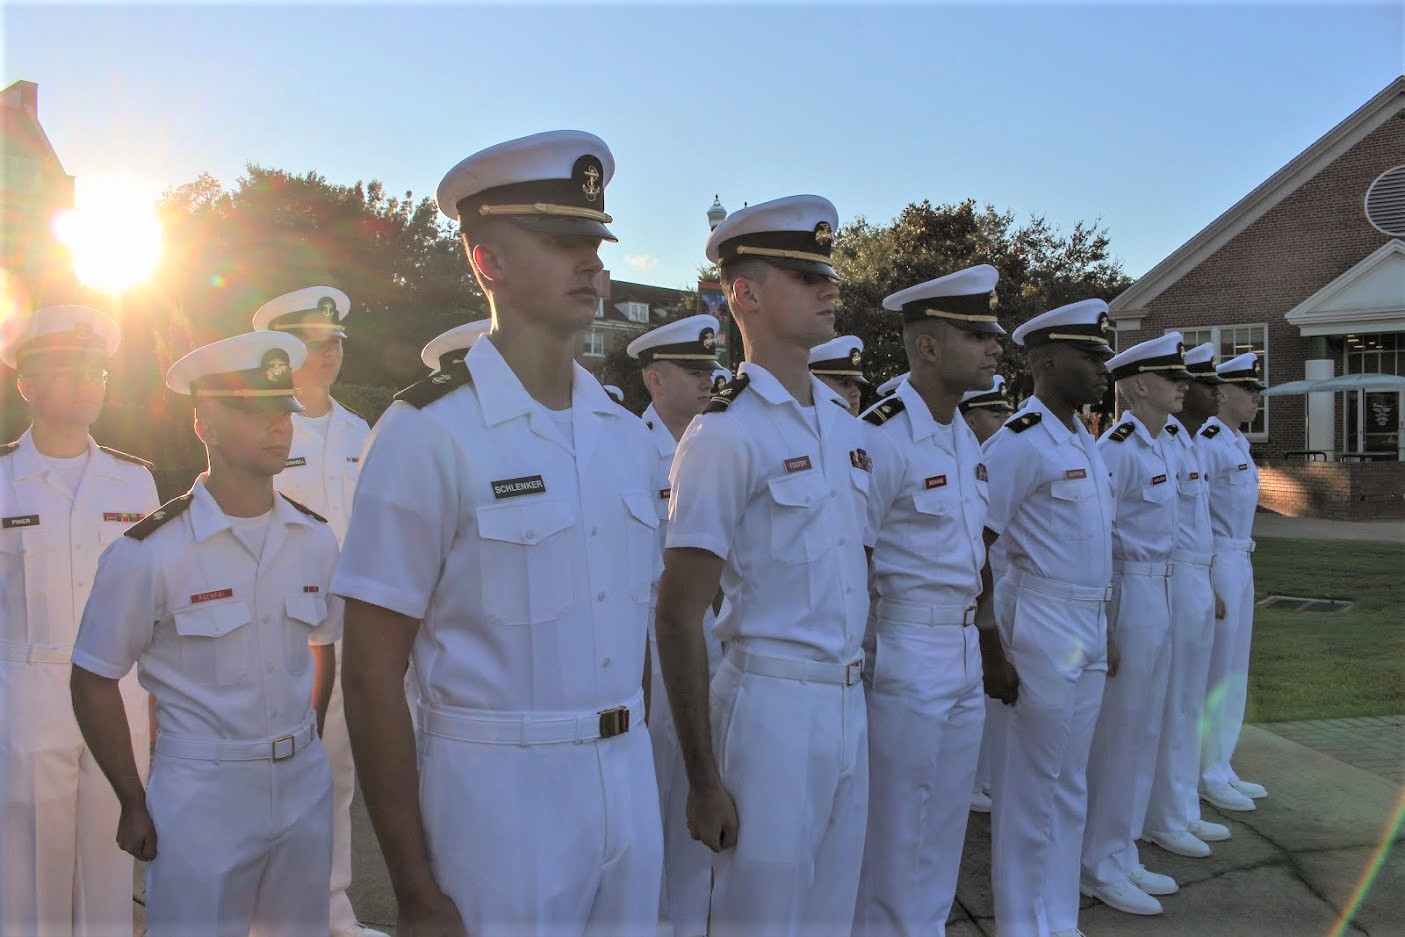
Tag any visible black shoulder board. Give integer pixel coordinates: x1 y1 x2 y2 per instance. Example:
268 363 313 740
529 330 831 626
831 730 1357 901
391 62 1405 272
99 446 154 469
0 440 17 458
862 396 907 426
1200 424 1221 439
124 494 193 541
702 374 750 414
281 494 327 523
1165 423 1180 436
394 362 471 409
1007 412 1042 433
1108 422 1135 443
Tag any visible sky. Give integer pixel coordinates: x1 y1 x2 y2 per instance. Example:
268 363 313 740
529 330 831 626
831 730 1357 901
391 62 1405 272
5 1 1402 292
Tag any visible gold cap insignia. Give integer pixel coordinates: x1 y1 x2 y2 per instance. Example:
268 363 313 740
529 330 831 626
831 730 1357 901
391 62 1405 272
318 296 337 319
262 349 290 383
814 221 833 247
700 327 716 349
850 348 863 366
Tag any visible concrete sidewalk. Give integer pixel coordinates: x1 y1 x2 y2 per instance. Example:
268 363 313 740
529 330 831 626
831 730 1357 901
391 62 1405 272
1254 512 1405 543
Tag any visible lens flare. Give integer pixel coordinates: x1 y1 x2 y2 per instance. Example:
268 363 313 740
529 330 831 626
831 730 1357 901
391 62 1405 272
51 178 162 294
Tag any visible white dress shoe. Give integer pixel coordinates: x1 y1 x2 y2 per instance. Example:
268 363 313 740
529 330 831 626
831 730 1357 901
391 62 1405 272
1231 777 1268 799
970 789 992 813
1202 781 1256 812
358 928 391 937
1189 818 1231 841
1145 828 1212 857
1050 931 1086 937
1129 864 1179 896
1080 878 1163 915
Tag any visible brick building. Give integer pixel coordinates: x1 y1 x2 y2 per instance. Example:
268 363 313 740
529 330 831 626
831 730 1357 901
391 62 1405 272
1 80 76 307
577 271 689 372
1109 77 1405 518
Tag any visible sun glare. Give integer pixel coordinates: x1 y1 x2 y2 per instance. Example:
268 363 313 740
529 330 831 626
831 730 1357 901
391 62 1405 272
52 180 163 294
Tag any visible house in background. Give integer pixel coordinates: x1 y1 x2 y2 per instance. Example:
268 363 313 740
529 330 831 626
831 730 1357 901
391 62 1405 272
1 80 76 308
577 271 690 371
1109 76 1405 519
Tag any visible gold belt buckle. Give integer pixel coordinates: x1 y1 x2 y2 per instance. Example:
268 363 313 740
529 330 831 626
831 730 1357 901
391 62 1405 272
597 706 630 740
271 734 297 761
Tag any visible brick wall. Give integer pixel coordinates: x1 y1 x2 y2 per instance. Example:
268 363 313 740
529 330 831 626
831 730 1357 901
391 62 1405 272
1258 461 1405 519
1119 110 1405 457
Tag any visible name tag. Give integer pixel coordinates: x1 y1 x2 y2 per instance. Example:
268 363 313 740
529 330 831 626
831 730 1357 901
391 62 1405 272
190 588 234 604
103 512 145 523
975 463 988 482
1189 472 1201 480
303 585 320 593
3 515 39 529
284 457 308 468
492 475 546 499
1152 474 1167 485
1065 468 1088 480
784 456 813 474
849 449 872 471
1238 463 1249 471
658 488 671 500
346 457 360 464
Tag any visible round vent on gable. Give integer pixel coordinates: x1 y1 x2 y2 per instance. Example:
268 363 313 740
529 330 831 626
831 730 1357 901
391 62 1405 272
1365 165 1405 236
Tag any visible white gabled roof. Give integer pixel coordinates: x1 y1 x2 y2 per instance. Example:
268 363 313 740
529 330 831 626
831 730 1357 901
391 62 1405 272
1285 238 1405 336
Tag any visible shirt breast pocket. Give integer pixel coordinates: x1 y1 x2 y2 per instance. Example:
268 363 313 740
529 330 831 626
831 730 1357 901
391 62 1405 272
621 490 661 605
173 600 253 686
475 498 575 626
766 473 834 566
284 593 328 676
908 488 960 556
1048 478 1096 541
1140 481 1176 534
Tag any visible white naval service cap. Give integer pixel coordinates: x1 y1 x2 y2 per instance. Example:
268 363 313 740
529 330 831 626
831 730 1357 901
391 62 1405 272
705 194 839 281
1184 342 1227 384
0 305 120 370
876 372 909 398
166 332 307 413
710 366 732 394
1216 352 1266 390
959 374 1016 413
1012 298 1114 357
881 264 1005 336
1107 331 1194 383
436 130 617 242
626 313 720 371
808 335 868 385
252 287 351 340
420 319 491 370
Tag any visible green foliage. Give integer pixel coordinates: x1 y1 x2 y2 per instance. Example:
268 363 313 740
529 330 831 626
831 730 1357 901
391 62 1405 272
332 383 397 427
832 199 1131 410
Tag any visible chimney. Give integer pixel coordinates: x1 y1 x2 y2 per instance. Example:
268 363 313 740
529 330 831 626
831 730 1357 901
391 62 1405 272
1 80 39 116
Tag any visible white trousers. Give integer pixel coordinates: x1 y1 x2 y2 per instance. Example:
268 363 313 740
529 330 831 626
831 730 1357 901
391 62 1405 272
0 656 149 937
854 620 984 937
145 735 333 937
420 710 662 936
1081 571 1172 887
990 578 1107 937
707 656 868 937
1201 549 1255 788
1145 561 1216 834
648 628 720 937
323 645 359 936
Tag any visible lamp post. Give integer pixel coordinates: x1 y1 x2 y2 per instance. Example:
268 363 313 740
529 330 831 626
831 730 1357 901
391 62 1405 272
706 196 742 368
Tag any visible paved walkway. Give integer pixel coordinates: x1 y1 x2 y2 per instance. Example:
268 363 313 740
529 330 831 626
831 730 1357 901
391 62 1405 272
1254 512 1405 543
1260 716 1405 784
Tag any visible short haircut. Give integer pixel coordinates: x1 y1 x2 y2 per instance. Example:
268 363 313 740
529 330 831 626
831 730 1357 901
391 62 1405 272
719 257 771 290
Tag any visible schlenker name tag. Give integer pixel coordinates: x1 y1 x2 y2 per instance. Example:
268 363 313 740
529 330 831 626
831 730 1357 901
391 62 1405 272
2 515 39 529
492 475 546 499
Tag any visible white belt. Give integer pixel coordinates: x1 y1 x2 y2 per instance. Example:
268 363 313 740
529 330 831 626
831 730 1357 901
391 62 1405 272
1214 537 1256 553
1171 549 1215 568
0 640 72 664
420 691 644 746
726 645 864 687
1113 560 1173 578
155 717 317 763
1007 569 1113 603
874 598 977 627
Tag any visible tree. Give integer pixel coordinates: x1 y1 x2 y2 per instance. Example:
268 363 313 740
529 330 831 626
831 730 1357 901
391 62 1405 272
831 199 1131 409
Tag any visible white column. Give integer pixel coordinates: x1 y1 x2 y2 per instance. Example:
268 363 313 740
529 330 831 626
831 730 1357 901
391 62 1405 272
1305 357 1335 455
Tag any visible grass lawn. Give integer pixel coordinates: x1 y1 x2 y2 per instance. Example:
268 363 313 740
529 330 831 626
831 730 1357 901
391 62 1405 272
1247 537 1405 723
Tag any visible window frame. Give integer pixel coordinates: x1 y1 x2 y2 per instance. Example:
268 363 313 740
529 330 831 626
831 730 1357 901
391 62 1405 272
1168 323 1269 439
582 328 606 358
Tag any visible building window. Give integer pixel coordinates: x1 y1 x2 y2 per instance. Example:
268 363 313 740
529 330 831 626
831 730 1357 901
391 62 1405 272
1170 324 1268 436
582 329 605 357
619 301 650 324
1342 333 1402 454
595 299 604 319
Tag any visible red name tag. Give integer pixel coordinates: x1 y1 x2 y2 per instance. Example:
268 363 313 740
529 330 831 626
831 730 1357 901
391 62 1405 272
784 456 813 474
103 512 145 523
189 588 234 604
1065 468 1088 480
924 475 948 489
1190 472 1201 480
303 585 320 593
658 488 671 500
976 463 988 482
1152 474 1167 485
346 457 360 464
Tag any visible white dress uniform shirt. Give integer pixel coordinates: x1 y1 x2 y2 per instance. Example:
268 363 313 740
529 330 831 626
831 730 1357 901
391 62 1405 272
1 431 158 936
1201 416 1259 543
667 362 874 663
276 398 370 544
1098 412 1177 566
854 379 988 936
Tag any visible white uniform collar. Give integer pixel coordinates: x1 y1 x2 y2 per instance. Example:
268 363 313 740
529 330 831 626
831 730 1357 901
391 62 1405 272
738 360 849 411
1026 394 1089 444
186 479 320 544
894 378 964 444
1114 409 1158 446
466 335 618 428
640 403 677 457
11 429 122 481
